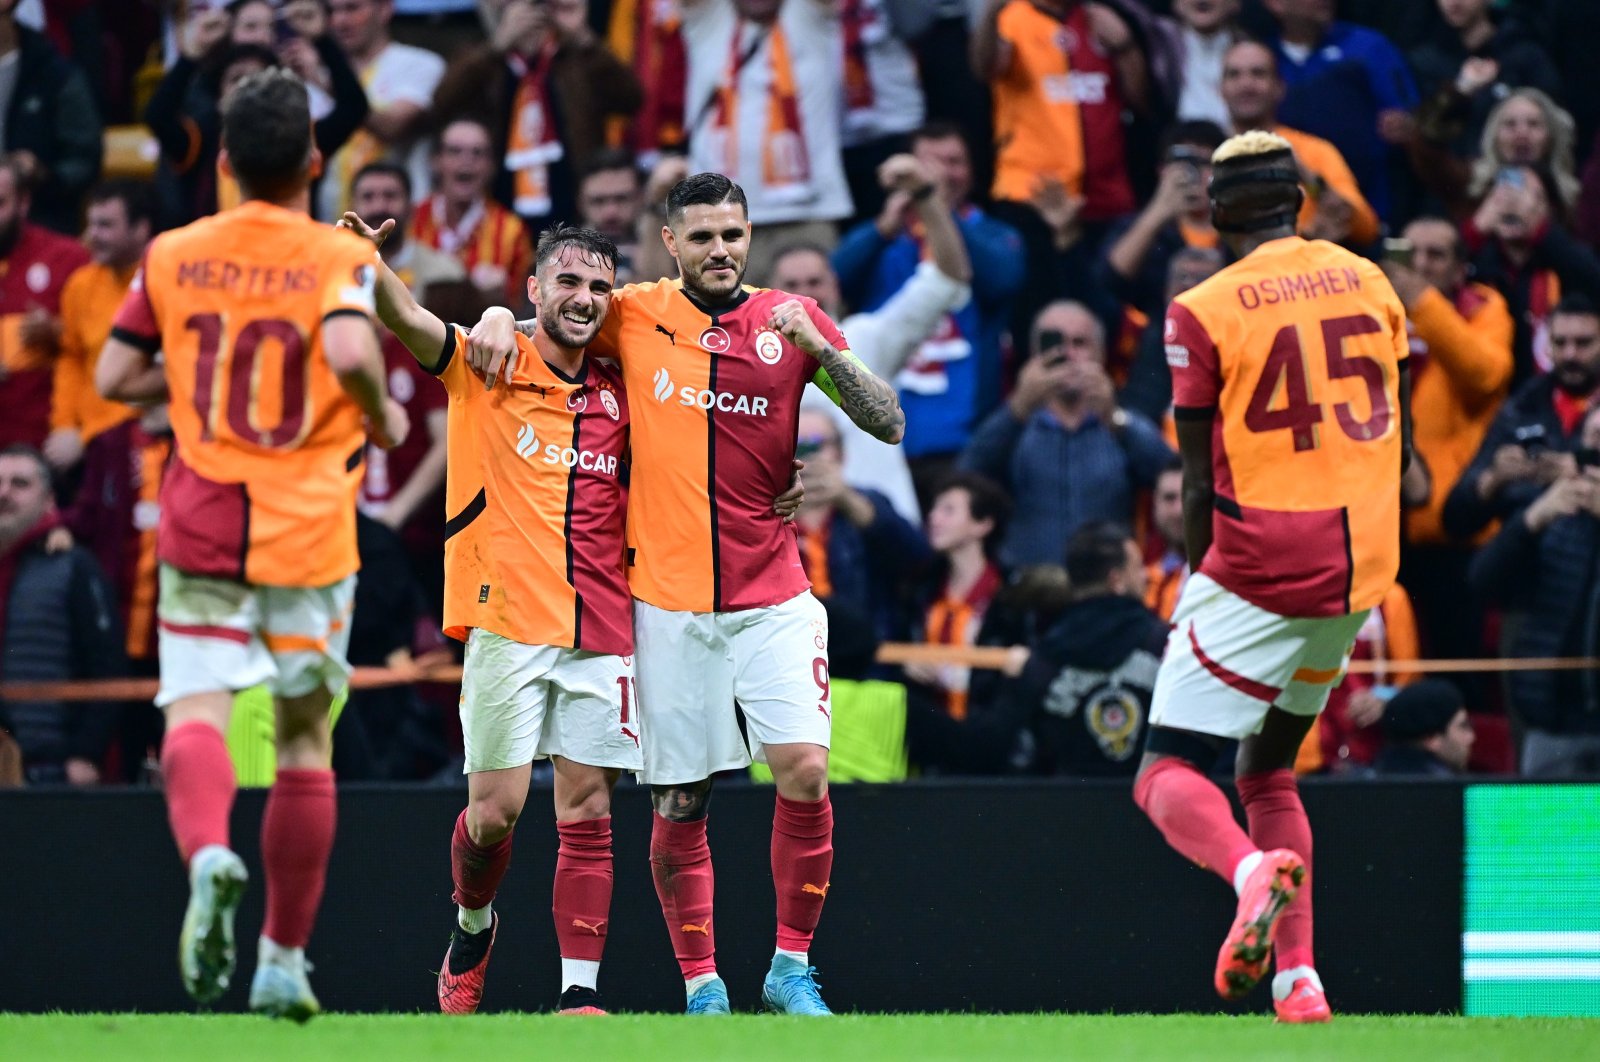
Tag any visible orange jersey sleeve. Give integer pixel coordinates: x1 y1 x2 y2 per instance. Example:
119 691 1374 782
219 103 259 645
1167 237 1406 618
113 203 380 588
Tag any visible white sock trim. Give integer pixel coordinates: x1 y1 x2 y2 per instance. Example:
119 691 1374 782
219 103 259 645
561 958 600 991
258 936 304 970
1232 850 1264 896
1272 965 1323 1001
684 972 719 995
775 947 808 966
458 902 493 934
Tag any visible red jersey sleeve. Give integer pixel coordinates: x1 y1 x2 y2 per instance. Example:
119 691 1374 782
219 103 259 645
1166 299 1221 411
110 253 160 353
802 296 848 376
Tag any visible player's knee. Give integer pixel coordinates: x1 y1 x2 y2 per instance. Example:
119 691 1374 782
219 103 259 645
775 752 829 800
651 781 711 821
558 781 612 822
468 800 521 845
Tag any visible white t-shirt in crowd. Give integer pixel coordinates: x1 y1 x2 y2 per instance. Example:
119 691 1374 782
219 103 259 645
317 40 447 220
1176 26 1233 130
841 0 926 147
682 0 853 225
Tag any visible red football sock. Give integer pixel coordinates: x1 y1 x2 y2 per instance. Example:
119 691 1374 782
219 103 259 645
553 817 613 962
161 720 236 865
1238 769 1314 971
260 768 336 949
451 807 514 912
772 793 833 955
1133 757 1258 885
650 813 716 979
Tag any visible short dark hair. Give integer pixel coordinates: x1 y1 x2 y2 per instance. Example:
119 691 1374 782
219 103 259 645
533 223 619 277
666 172 747 224
580 148 642 186
1550 292 1600 324
222 68 313 201
88 180 155 229
1160 119 1228 157
1157 454 1184 478
1405 215 1468 262
934 471 1012 551
0 443 52 491
201 42 280 96
910 121 969 150
352 160 412 201
1064 521 1133 590
769 241 835 273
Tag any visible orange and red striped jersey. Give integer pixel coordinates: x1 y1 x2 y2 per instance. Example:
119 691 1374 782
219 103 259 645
53 260 140 443
410 196 533 304
111 200 381 588
1165 236 1407 618
591 278 847 613
433 325 631 655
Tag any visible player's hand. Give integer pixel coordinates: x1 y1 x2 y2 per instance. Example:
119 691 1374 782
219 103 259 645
469 308 520 389
1525 473 1595 532
336 211 396 250
64 757 101 786
1455 56 1499 96
1345 690 1387 729
768 299 827 357
19 308 62 352
181 6 230 61
42 428 84 472
774 459 805 523
367 396 410 451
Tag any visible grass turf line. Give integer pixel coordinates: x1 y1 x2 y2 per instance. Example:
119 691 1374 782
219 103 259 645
2 1014 1595 1061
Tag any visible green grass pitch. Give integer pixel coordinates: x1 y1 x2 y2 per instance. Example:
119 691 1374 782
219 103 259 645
3 1014 1594 1061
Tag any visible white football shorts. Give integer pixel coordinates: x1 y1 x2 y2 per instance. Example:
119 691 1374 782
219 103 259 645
1149 573 1370 740
633 589 831 785
459 628 643 773
156 564 355 708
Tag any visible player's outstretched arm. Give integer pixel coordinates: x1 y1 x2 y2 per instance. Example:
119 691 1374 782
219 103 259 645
96 335 168 404
337 212 448 370
1175 411 1217 571
325 314 409 451
775 299 905 445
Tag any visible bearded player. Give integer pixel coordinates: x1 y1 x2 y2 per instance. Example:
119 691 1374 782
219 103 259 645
472 173 903 1015
1136 130 1412 1023
96 69 408 1020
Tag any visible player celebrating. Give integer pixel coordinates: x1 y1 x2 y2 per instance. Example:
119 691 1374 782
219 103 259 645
1137 131 1412 1023
472 173 903 1015
96 69 408 1020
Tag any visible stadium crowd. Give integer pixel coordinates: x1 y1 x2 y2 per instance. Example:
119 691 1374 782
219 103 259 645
2 0 1600 787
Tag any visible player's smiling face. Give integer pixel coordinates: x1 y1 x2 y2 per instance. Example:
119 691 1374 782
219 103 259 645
531 244 615 351
667 202 751 303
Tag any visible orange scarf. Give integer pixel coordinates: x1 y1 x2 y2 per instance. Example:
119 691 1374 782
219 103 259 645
923 563 1003 721
840 0 877 122
606 0 687 160
708 19 810 202
506 42 565 219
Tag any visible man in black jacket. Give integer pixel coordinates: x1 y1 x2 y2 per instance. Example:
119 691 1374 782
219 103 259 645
0 2 101 233
0 445 126 784
1468 404 1600 777
1372 680 1475 778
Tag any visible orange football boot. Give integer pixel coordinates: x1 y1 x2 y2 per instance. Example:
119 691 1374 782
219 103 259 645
1214 849 1305 1000
1274 974 1333 1023
438 915 497 1014
558 986 608 1015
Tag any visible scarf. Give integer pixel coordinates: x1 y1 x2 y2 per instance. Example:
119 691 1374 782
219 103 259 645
1528 267 1563 375
0 509 63 649
797 519 832 597
707 18 811 203
607 0 687 162
923 562 1004 721
506 42 565 219
840 0 879 137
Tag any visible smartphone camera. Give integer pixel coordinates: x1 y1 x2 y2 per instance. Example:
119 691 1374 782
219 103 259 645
1382 237 1414 268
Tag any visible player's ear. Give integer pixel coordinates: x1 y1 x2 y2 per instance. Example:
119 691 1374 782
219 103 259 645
661 224 677 259
526 272 540 312
307 146 324 181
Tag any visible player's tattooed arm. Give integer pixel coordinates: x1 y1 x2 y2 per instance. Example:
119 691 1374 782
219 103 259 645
769 298 905 444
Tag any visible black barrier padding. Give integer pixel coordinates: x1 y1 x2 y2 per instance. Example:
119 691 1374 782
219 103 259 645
0 780 1462 1014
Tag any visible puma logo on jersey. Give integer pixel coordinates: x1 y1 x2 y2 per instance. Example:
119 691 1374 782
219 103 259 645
680 920 711 935
515 422 539 458
571 918 607 936
802 882 830 898
655 324 676 345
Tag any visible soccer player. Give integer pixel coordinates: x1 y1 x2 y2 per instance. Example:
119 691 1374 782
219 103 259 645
471 173 903 1015
95 69 409 1021
1137 130 1412 1024
340 213 641 1016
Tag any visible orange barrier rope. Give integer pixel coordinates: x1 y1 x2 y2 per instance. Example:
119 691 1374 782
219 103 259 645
2 649 1597 703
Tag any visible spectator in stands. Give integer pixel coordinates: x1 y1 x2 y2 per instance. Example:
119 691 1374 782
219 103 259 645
605 0 688 164
1372 679 1474 777
350 161 467 305
1101 120 1227 322
576 149 644 283
1267 0 1417 221
410 118 535 306
1418 88 1581 226
146 9 368 225
793 408 931 644
1311 581 1420 773
1166 0 1245 131
904 472 1015 722
1445 295 1600 541
1466 164 1600 383
0 154 88 453
681 0 853 281
1469 404 1600 778
1406 0 1557 201
1382 216 1511 669
1218 39 1378 246
43 183 151 479
0 0 101 233
0 445 126 785
785 151 974 522
1010 521 1166 776
318 0 447 220
1118 245 1225 423
832 123 1025 503
960 300 1174 569
1144 459 1187 622
973 0 1147 331
432 0 642 232
837 0 927 223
